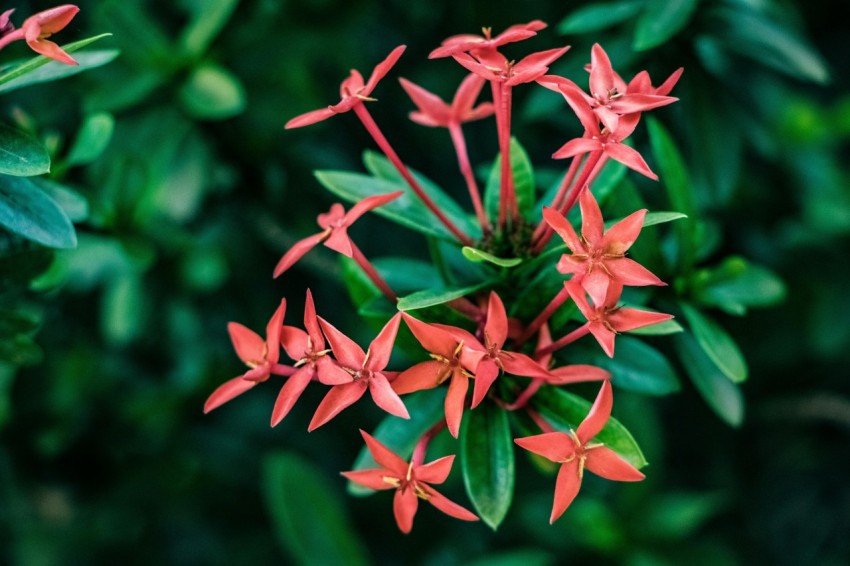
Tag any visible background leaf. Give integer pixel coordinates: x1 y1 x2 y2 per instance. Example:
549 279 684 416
0 124 50 177
484 137 536 222
633 0 699 51
0 175 76 248
680 302 748 383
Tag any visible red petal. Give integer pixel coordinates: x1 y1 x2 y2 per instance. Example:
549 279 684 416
586 446 645 481
552 137 600 160
341 469 396 491
423 485 479 522
550 459 582 523
25 37 77 65
445 372 469 438
273 231 327 278
318 317 366 369
507 46 570 86
322 228 354 257
514 432 575 462
307 381 368 431
399 78 451 126
392 361 446 394
543 206 583 252
303 289 324 349
470 358 499 408
608 307 673 333
203 377 256 413
609 93 677 114
579 188 604 246
577 380 613 444
228 322 265 364
279 326 308 361
582 268 611 308
394 488 419 534
451 52 495 82
494 20 547 46
484 292 508 348
344 191 403 225
363 45 406 96
546 364 610 385
656 68 684 96
285 107 338 129
452 73 487 117
315 357 353 385
565 281 595 322
604 209 646 254
415 455 455 484
359 430 408 475
369 373 410 419
265 299 287 365
606 257 665 287
402 313 458 357
604 143 658 180
270 366 313 426
627 70 652 94
557 84 600 136
588 321 616 357
500 352 552 379
589 44 615 101
367 314 401 371
594 106 620 135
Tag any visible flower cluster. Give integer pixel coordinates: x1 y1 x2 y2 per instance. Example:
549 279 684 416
205 21 682 532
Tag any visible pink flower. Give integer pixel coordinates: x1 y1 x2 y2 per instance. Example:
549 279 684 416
628 67 684 97
204 299 287 413
0 5 79 65
308 314 408 431
399 73 494 128
515 380 644 523
285 46 406 129
567 281 673 357
429 21 547 59
542 189 665 306
342 430 478 533
273 192 402 278
453 46 570 87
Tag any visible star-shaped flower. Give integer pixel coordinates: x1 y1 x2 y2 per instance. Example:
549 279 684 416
429 21 547 59
0 5 79 65
515 380 644 523
399 73 494 128
285 46 406 129
542 189 665 306
342 430 478 533
273 192 401 278
204 299 287 413
453 46 570 87
308 314 408 431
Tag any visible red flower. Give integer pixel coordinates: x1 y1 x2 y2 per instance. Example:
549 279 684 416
429 21 547 59
567 281 673 357
515 380 644 523
342 430 478 533
285 46 406 129
273 192 401 278
308 314 408 431
392 314 478 438
453 46 570 87
399 73 494 128
204 299 287 413
0 5 79 65
542 189 665 306
628 67 684 97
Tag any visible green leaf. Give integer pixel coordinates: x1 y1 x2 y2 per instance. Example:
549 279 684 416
0 175 76 248
558 1 645 34
674 332 744 427
263 452 369 566
0 123 50 176
461 246 522 267
626 318 683 335
66 113 115 167
647 117 697 271
31 179 89 222
460 402 514 530
572 336 681 395
178 62 246 120
532 386 648 468
484 137 536 221
691 256 787 315
397 280 491 311
604 210 687 230
347 389 445 496
317 169 477 241
680 303 748 383
633 0 699 51
0 35 117 93
178 0 239 58
536 158 626 221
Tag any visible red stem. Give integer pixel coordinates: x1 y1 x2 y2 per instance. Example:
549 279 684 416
411 420 448 467
449 122 490 233
350 241 397 302
504 378 544 411
535 323 591 358
517 285 573 345
447 297 483 321
527 408 555 433
353 104 473 245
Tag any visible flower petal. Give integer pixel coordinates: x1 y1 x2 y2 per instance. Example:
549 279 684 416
515 431 575 462
545 364 610 385
589 44 615 101
285 107 338 129
470 358 499 408
303 289 325 349
322 227 354 257
363 45 407 96
279 326 309 362
344 192 404 225
604 209 646 254
315 357 353 385
415 455 455 484
452 73 488 118
552 137 600 160
203 376 257 413
359 430 409 475
265 299 286 365
605 257 665 287
579 188 604 246
423 485 479 522
392 361 447 394
608 307 673 333
318 317 366 369
586 446 645 481
270 366 313 426
399 77 451 127
582 268 611 308
227 322 265 365
604 143 658 180
402 314 459 358
369 373 410 419
273 231 327 278
307 381 368 431
588 321 616 357
367 314 401 371
550 459 582 523
341 469 397 491
542 206 583 252
483 292 508 348
393 487 419 534
577 380 613 444
445 371 469 438
25 37 77 65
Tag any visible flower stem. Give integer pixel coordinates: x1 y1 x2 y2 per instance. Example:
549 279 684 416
504 378 545 411
449 122 490 233
535 323 591 358
518 285 572 344
491 81 515 229
353 104 473 246
411 420 448 467
350 241 397 302
549 154 585 212
527 408 555 433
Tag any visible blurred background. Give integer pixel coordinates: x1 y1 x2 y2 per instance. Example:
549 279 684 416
1 0 848 564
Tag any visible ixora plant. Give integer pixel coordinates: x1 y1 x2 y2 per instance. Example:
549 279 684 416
206 21 701 532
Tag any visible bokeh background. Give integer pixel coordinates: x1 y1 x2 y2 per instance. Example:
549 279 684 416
1 0 849 564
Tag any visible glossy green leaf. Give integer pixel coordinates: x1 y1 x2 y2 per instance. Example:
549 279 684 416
680 303 748 383
397 281 491 311
633 0 699 51
348 389 445 496
179 63 246 120
558 1 645 34
571 336 681 396
0 123 50 176
532 385 648 468
461 246 523 267
0 175 76 248
31 179 89 222
647 117 697 271
484 137 536 221
460 402 514 530
604 211 687 230
66 113 115 167
0 35 117 93
178 0 239 58
691 256 787 315
263 452 369 566
674 332 744 427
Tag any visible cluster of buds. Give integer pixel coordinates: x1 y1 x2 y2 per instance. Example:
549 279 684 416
205 20 682 532
0 5 79 65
